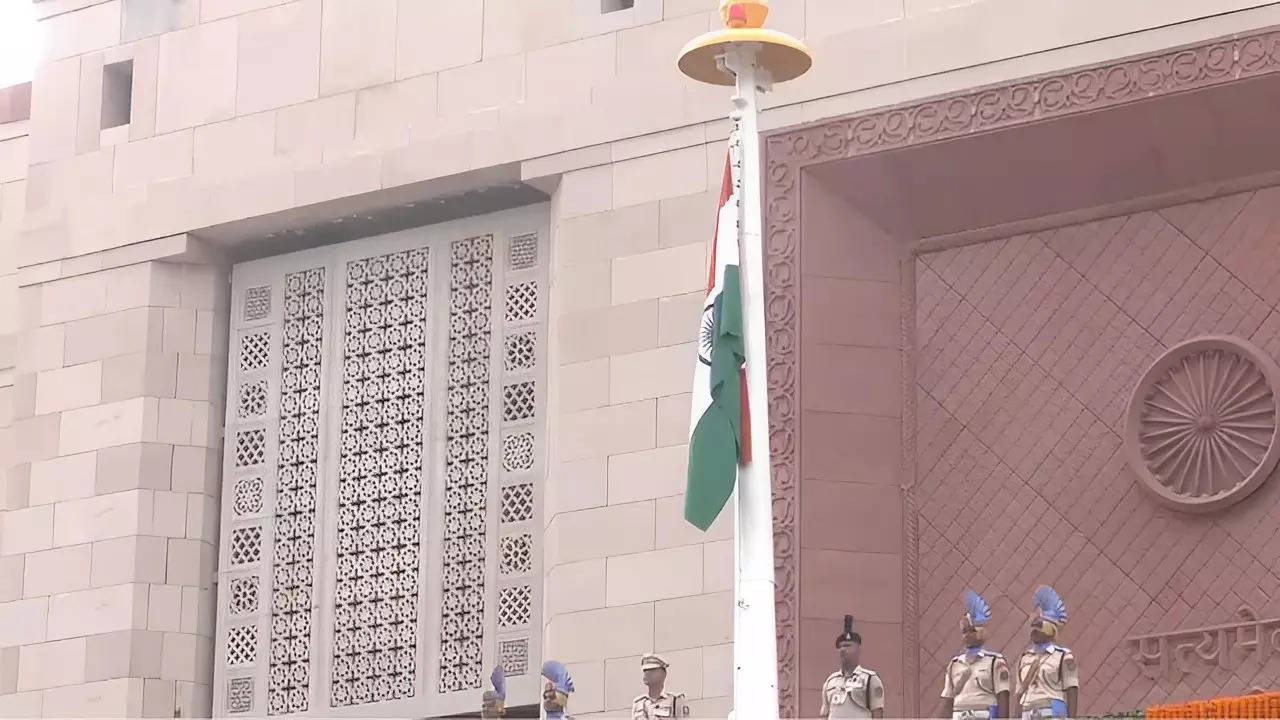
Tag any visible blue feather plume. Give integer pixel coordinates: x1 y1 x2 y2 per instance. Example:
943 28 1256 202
964 590 990 627
1033 585 1067 625
490 666 506 700
542 661 574 694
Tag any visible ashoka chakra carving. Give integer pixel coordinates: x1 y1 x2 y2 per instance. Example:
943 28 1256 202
1125 336 1280 513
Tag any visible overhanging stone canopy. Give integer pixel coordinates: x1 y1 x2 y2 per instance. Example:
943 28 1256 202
762 25 1280 718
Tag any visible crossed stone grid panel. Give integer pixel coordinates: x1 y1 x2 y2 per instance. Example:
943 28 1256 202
912 190 1280 712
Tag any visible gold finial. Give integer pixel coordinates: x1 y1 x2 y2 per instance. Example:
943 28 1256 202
720 0 768 29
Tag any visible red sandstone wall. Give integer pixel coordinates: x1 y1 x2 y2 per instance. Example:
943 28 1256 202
913 188 1280 715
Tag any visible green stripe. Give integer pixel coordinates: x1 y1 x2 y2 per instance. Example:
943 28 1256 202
684 264 744 531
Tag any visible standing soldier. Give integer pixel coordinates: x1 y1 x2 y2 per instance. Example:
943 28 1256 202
480 667 505 718
819 616 885 719
632 653 691 719
1016 586 1078 720
541 661 575 720
939 591 1012 719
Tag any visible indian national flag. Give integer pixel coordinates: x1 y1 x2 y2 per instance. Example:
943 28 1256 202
684 155 751 532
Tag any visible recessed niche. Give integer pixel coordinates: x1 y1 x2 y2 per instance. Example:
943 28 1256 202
101 59 133 130
601 0 635 12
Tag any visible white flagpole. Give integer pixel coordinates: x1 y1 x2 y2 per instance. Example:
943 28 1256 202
724 42 780 719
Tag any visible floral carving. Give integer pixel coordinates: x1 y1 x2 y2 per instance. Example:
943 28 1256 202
1125 337 1280 513
763 25 1280 718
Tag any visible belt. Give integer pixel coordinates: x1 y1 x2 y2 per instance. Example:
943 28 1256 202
953 710 991 720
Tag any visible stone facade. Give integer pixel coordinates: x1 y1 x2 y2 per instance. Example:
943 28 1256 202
5 0 1280 718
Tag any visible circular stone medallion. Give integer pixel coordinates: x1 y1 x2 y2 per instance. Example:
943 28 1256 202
1125 336 1280 512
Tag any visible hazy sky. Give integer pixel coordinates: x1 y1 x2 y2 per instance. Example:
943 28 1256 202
0 0 39 88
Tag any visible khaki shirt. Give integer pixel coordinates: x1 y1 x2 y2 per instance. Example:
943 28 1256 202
632 691 689 719
941 651 1012 710
820 667 884 719
1016 646 1078 707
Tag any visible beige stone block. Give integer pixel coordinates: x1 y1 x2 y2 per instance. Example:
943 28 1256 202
122 0 200 41
610 343 695 405
702 540 731 594
159 631 197 681
654 494 731 549
1 504 54 555
613 145 707 210
320 0 395 95
611 123 706 165
395 0 482 77
657 292 702 347
76 53 104 155
101 353 178 404
4 462 30 511
177 265 222 311
142 677 176 716
155 20 238 134
147 584 182 631
91 536 167 586
547 603 654 664
59 398 157 455
165 538 209 587
612 244 707 305
154 398 194 445
0 690 42 717
29 451 97 506
193 311 216 355
551 501 654 564
151 490 187 539
295 153 381 205
64 308 163 366
237 0 322 114
41 677 144 717
41 1 121 62
557 164 612 220
553 261 611 313
605 545 702 606
559 358 609 414
17 637 86 691
660 392 691 448
201 0 287 21
53 489 152 547
184 494 217 542
193 112 279 183
0 555 23 602
659 190 717 249
0 645 15 694
40 273 108 326
16 325 63 375
558 299 658 365
546 457 606 516
23 545 92 597
34 362 102 414
561 659 604 713
558 398 655 462
527 34 614 108
97 443 172 494
169 445 213 494
351 74 437 153
546 558 606 616
12 414 61 465
174 354 211 402
379 132 472 188
555 202 660 269
615 13 709 83
0 136 28 185
654 591 732 652
128 36 160 141
48 583 147 640
85 629 163 681
103 264 155 314
113 130 194 192
0 597 48 646
276 93 356 166
607 444 688 505
177 586 199 632
807 0 904 39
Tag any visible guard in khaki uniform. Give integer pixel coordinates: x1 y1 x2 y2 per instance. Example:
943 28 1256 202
1016 586 1078 720
939 591 1012 719
632 653 690 719
820 616 885 719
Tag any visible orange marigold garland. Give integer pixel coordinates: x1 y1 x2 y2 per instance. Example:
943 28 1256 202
1147 692 1280 719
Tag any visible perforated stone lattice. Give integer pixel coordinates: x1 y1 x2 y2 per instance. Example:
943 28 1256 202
228 677 254 714
240 331 271 372
500 483 535 524
501 433 534 473
502 382 536 423
438 235 493 695
270 267 325 716
235 429 267 468
499 534 532 576
330 249 429 708
239 380 268 419
229 577 259 615
504 282 538 324
498 639 529 676
227 624 259 666
230 526 263 566
245 286 272 322
233 477 264 516
503 332 536 373
497 585 532 629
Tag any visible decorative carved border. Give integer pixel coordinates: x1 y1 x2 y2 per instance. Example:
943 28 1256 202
761 24 1280 718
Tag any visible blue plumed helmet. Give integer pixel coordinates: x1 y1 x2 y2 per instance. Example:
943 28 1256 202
541 661 574 719
481 666 505 717
964 590 990 628
1033 585 1068 636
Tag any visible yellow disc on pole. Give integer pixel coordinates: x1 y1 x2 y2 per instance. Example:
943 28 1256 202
678 0 812 85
